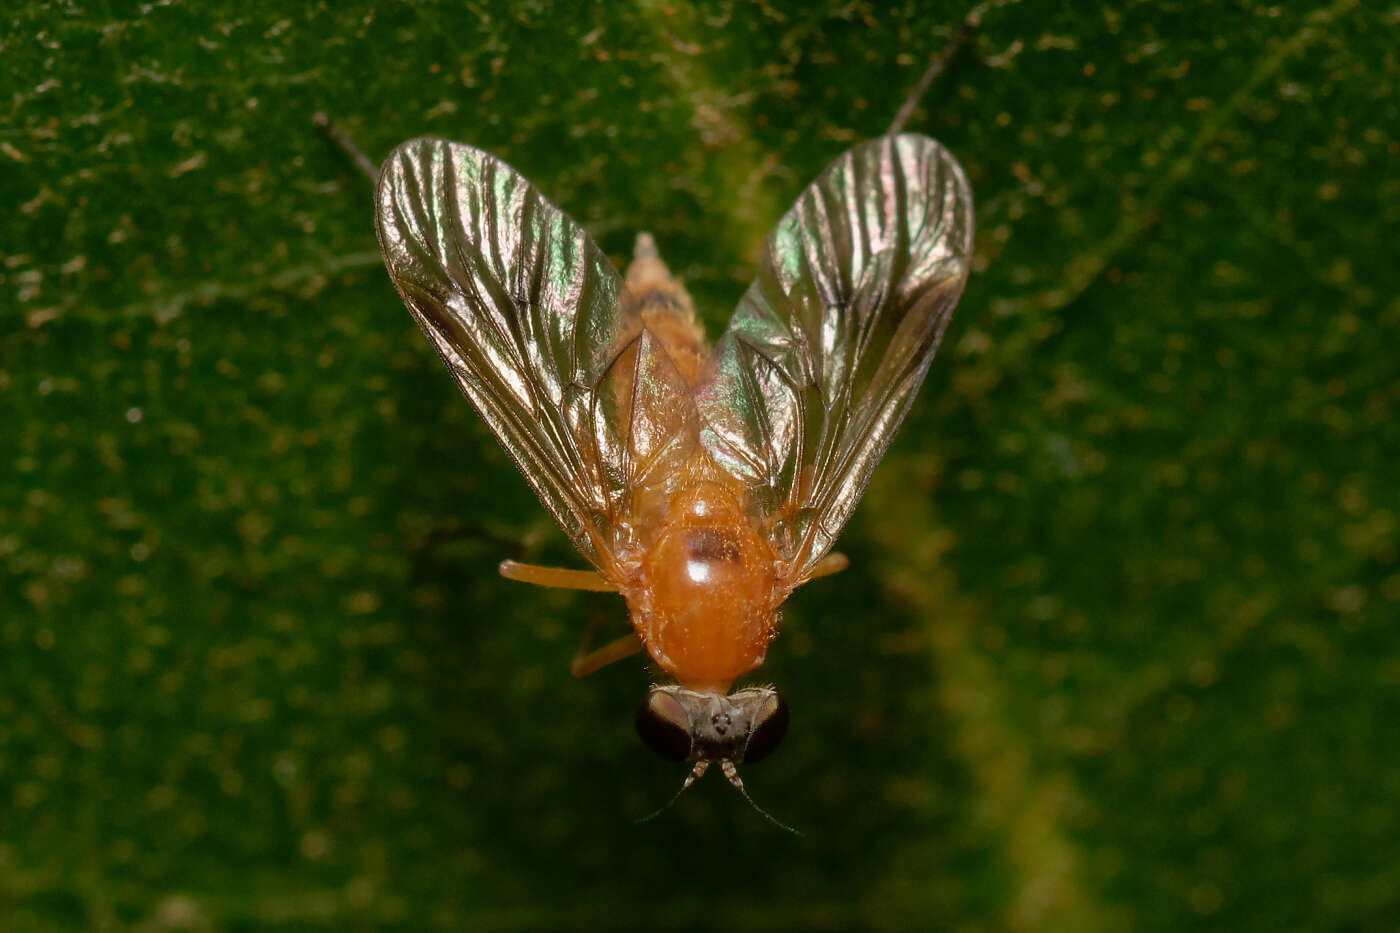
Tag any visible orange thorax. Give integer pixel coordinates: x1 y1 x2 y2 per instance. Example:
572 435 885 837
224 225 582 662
625 481 778 692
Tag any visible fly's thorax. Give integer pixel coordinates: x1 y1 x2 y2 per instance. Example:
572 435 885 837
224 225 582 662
625 481 779 690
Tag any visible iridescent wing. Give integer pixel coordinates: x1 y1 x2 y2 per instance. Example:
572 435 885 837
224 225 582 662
696 133 973 582
375 137 699 573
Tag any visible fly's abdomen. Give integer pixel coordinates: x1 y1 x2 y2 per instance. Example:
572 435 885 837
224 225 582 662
622 233 708 386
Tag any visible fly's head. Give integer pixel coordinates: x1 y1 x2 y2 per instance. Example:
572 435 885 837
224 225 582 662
635 685 788 765
635 684 797 832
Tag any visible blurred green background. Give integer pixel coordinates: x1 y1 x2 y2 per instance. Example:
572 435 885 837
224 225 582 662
3 0 1396 929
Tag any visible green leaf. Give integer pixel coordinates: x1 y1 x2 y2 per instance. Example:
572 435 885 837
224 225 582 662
3 1 1395 929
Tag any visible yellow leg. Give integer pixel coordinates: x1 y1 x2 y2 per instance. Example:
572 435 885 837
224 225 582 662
498 560 640 675
803 551 850 582
569 610 644 677
571 631 646 678
498 559 618 592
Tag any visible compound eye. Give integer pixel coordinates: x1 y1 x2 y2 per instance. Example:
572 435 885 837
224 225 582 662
742 693 789 763
636 690 692 761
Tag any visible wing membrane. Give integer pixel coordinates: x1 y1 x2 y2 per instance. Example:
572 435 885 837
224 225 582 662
375 137 697 570
696 133 973 580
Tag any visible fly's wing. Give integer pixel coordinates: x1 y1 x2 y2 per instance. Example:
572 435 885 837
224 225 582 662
376 137 699 573
696 134 973 583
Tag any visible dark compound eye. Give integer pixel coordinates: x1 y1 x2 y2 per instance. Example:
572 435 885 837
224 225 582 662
742 693 788 763
636 690 692 761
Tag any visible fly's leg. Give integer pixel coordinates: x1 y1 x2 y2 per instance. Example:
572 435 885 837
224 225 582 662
498 559 619 592
803 552 850 582
886 0 1013 136
569 615 645 678
498 560 640 675
315 112 379 182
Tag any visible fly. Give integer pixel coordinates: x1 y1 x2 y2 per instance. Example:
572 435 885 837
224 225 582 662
356 20 978 823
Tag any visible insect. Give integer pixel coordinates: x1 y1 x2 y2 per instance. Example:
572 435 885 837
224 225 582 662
373 129 972 808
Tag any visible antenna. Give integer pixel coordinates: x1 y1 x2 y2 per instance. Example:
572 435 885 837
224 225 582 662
721 760 801 836
636 760 709 824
